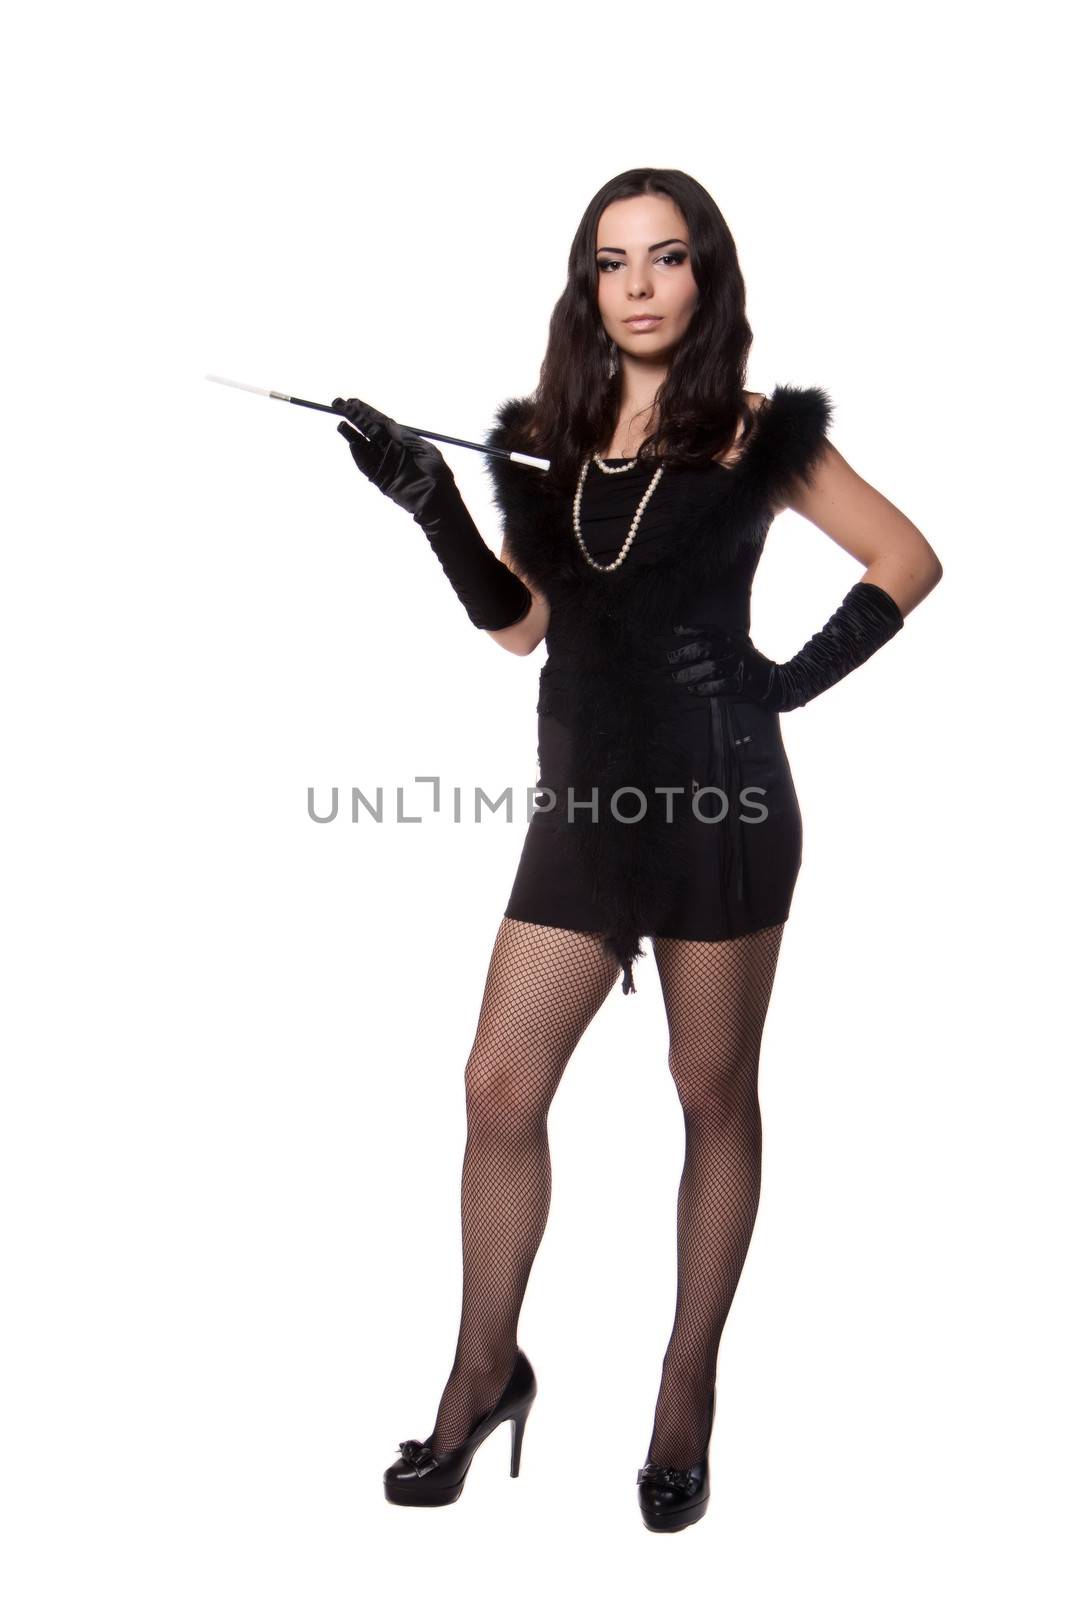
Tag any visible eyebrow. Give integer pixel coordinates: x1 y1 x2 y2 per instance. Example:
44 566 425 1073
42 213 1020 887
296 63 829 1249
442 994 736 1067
595 238 688 255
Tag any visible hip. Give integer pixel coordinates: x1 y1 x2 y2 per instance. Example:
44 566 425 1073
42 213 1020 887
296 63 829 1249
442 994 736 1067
531 696 799 829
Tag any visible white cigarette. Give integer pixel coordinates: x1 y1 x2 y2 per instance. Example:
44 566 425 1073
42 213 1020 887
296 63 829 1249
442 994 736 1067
205 373 289 399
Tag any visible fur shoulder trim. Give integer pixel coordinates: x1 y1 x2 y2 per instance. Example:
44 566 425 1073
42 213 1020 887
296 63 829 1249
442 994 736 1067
481 396 548 511
739 383 835 502
482 384 833 486
485 393 538 451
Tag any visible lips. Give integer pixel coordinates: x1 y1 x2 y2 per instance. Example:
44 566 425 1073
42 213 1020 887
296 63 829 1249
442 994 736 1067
625 315 661 324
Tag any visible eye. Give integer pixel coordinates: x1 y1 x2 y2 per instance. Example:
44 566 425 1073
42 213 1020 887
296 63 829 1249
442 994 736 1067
596 252 689 273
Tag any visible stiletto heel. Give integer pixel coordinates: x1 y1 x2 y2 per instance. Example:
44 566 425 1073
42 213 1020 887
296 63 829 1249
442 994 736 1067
383 1348 537 1507
636 1384 716 1533
509 1400 532 1477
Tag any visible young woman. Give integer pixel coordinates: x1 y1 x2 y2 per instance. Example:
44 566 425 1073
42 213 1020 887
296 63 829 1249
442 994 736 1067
332 168 942 1532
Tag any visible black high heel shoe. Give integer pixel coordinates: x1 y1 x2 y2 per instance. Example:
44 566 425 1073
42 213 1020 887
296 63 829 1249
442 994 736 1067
636 1385 715 1532
383 1348 537 1507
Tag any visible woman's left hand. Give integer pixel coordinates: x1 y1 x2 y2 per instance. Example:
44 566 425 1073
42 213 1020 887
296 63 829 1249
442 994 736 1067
666 624 778 704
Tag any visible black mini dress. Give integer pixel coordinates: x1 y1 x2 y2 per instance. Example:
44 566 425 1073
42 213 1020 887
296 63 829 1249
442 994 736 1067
503 454 803 951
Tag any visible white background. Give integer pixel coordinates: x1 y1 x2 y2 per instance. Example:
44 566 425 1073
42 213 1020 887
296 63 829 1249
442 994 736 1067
2 1 1063 1595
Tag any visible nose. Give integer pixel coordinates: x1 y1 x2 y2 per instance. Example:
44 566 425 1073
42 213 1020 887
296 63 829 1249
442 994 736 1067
623 262 653 297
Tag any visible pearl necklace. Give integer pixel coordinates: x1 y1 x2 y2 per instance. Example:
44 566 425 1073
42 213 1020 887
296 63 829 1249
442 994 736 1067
572 452 665 573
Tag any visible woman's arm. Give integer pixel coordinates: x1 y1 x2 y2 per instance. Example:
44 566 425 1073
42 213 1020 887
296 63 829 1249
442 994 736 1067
668 430 943 711
487 533 551 656
778 443 943 613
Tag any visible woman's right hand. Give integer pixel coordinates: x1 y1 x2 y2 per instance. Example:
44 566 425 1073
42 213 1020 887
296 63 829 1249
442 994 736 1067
332 396 533 634
331 396 455 526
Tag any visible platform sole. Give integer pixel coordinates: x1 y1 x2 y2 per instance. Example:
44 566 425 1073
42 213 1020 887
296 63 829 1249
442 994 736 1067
639 1492 710 1532
383 1471 470 1507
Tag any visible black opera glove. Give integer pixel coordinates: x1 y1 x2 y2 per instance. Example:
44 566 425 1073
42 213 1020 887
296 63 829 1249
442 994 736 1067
667 581 904 711
331 396 533 632
667 626 776 701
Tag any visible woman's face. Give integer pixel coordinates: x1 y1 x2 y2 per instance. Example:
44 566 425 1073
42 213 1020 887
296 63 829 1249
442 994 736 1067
595 194 699 362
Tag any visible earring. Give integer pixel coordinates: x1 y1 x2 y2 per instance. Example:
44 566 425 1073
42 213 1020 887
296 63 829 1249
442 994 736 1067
607 341 618 379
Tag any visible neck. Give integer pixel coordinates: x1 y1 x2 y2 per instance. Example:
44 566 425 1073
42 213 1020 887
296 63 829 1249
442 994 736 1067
616 351 670 429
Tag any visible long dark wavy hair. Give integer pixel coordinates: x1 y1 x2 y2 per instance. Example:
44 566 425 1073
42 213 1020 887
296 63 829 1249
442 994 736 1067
516 168 757 492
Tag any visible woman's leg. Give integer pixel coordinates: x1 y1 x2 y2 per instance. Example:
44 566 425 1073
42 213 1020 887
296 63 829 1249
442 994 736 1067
427 914 619 1454
644 922 786 1468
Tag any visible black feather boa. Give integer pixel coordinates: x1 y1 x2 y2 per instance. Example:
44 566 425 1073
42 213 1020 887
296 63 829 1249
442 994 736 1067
481 384 834 994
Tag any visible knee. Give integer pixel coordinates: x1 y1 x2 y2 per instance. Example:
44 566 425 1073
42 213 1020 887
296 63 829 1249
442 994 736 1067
669 1044 759 1126
463 1041 550 1143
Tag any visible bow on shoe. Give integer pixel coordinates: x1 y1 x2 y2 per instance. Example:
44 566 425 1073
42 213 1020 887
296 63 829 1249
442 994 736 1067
636 1461 699 1493
397 1437 439 1476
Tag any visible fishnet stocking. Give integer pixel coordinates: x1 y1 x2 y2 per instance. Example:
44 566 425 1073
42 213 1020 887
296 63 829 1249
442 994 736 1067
645 922 785 1468
427 915 619 1454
